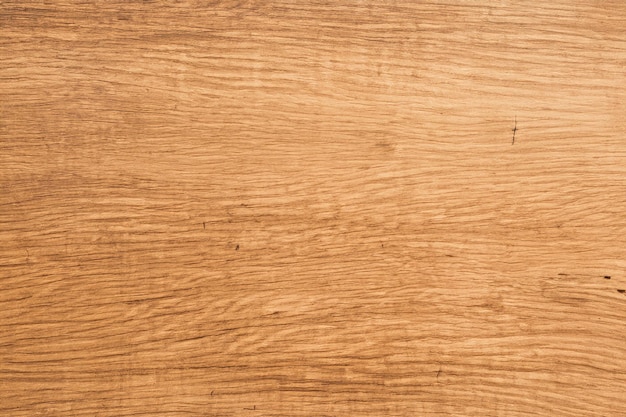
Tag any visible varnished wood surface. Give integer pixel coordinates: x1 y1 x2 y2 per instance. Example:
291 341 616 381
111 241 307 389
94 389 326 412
1 1 626 416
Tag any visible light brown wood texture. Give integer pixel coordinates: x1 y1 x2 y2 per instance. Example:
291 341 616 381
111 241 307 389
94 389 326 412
2 1 626 416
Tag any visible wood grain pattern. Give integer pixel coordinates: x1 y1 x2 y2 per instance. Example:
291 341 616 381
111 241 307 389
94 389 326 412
2 1 626 416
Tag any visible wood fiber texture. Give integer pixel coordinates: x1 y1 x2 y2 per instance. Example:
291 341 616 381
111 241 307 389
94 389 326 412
1 1 626 416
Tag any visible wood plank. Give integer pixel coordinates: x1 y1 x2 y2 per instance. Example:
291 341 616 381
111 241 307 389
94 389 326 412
1 1 625 416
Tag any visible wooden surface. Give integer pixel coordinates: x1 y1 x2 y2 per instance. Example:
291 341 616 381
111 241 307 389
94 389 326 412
2 1 626 416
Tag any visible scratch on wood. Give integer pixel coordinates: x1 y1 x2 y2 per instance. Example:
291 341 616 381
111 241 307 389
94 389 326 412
512 116 517 145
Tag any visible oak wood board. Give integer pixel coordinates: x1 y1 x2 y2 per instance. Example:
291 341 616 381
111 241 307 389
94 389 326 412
1 1 626 416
